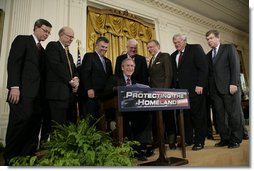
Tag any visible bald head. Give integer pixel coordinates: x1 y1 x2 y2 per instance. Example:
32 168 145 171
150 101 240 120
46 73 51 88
59 26 74 47
127 39 138 46
126 39 138 57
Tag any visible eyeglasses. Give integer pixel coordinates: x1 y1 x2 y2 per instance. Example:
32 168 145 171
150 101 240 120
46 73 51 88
40 27 51 35
64 32 74 39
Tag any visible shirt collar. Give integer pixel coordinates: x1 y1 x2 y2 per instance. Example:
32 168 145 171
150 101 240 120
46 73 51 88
214 43 220 51
154 51 160 58
123 74 130 80
127 54 135 59
178 49 185 55
32 34 39 44
59 41 67 49
95 50 103 58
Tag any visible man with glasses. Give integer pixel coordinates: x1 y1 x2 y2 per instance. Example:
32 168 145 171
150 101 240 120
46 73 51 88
45 26 79 128
4 19 52 165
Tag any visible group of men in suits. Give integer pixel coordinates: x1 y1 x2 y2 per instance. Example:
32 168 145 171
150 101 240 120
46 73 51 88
4 19 80 165
4 16 244 164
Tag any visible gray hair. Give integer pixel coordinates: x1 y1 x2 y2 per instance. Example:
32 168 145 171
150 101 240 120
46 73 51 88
127 39 138 46
173 33 187 42
121 58 136 67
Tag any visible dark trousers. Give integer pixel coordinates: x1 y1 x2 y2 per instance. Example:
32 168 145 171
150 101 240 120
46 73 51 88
152 110 176 145
39 100 51 145
48 93 77 128
211 89 243 143
206 94 218 136
183 95 207 145
164 110 177 144
4 98 42 162
79 98 101 126
123 112 153 144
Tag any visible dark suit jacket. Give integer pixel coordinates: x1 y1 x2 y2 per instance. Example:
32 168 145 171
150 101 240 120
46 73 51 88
171 44 208 97
45 41 78 100
101 74 137 100
207 44 240 94
79 52 113 98
117 75 137 86
148 52 173 88
7 35 44 98
114 54 148 85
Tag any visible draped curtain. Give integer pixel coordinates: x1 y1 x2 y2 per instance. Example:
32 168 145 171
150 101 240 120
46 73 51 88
86 6 155 70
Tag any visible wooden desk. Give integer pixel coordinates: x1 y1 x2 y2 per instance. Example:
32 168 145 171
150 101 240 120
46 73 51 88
100 96 187 159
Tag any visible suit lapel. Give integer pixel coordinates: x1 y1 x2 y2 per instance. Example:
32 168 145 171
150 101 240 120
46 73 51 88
57 41 68 64
178 45 189 69
118 75 126 86
94 52 107 74
29 35 42 68
213 44 224 64
29 35 40 56
149 52 161 68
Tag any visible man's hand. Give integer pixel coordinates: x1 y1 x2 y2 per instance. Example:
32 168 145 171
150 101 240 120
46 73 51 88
195 86 203 95
8 87 20 104
69 77 79 87
69 77 79 93
229 85 238 95
87 89 95 98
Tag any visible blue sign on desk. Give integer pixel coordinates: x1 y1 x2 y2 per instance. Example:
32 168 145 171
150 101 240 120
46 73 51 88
118 86 190 112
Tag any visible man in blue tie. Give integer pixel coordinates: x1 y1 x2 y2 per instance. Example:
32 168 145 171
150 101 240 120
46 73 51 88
79 37 113 125
205 29 243 149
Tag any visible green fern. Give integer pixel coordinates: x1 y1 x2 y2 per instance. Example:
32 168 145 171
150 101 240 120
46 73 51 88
10 116 138 166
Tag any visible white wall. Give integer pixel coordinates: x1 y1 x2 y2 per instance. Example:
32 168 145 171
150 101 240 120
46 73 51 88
0 0 249 144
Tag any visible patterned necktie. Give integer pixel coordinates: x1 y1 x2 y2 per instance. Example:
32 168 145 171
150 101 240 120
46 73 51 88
65 47 73 77
126 77 131 86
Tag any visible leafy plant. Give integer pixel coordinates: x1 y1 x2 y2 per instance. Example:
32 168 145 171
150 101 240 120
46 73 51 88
10 116 138 166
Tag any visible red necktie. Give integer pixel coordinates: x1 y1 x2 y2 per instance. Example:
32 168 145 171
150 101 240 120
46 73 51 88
178 51 183 66
37 42 42 51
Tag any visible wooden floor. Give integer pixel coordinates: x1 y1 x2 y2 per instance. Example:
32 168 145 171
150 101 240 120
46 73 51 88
134 135 249 167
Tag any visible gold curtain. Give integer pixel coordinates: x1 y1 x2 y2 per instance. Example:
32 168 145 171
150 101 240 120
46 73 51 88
86 6 155 70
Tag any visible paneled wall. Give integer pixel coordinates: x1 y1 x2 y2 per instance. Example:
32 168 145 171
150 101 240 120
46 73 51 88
0 0 249 144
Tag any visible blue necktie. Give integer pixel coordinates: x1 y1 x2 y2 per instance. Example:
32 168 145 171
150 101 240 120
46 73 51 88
212 48 217 63
100 56 106 72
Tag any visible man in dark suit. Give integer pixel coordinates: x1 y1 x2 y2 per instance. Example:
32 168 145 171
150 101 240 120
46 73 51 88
171 33 208 151
45 26 79 126
4 19 52 165
115 39 148 85
205 29 242 148
79 37 113 123
147 40 176 149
